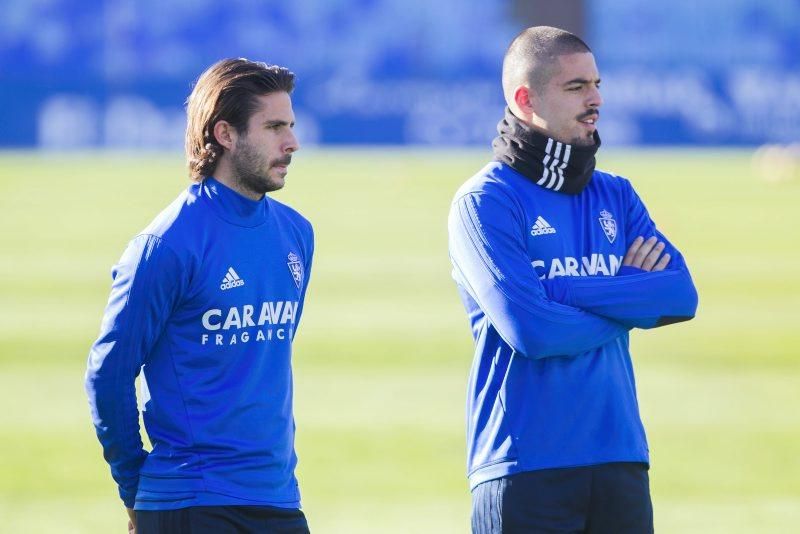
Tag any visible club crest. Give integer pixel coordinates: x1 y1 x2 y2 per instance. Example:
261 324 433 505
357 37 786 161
287 252 303 289
598 209 617 243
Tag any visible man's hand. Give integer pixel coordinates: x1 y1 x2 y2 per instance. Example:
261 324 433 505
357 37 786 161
126 508 136 534
623 236 670 272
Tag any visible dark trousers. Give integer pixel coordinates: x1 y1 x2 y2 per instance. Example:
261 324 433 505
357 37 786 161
472 463 653 534
136 505 310 534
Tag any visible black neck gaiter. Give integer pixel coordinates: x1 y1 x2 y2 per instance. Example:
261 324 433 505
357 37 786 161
492 107 601 195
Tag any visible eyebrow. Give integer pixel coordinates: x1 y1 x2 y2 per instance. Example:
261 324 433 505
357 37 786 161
563 77 601 86
263 119 295 128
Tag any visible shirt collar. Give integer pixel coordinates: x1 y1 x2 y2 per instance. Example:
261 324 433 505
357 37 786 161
200 176 270 227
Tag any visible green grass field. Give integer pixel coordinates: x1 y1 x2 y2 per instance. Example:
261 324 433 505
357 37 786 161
0 148 798 533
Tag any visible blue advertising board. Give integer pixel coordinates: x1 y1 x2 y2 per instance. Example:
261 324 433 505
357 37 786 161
1 0 797 148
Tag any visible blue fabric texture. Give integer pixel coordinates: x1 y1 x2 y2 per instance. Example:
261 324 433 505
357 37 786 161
448 162 698 490
86 177 314 510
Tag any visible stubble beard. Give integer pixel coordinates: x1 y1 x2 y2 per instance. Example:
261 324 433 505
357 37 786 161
231 137 285 196
570 131 597 148
537 120 597 148
571 109 600 147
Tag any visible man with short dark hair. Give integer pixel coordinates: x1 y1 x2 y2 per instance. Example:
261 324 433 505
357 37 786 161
448 27 698 533
86 58 313 533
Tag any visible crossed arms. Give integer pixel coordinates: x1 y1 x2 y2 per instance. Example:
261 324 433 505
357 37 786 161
447 183 698 359
542 235 698 330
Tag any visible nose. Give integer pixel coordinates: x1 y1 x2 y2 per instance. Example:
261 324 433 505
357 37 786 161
587 85 603 109
284 129 300 154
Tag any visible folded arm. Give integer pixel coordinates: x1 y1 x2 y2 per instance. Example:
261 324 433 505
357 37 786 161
543 264 697 329
542 181 698 329
449 189 629 359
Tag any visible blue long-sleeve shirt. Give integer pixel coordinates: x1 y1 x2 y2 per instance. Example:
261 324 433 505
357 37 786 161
85 177 313 510
448 162 697 489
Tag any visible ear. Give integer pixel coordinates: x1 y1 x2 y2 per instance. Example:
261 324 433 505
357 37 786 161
212 120 237 151
513 85 536 116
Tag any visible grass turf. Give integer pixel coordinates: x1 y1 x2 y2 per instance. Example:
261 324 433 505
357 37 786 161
0 148 798 532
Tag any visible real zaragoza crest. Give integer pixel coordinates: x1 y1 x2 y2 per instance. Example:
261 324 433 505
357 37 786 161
287 252 303 289
598 209 617 243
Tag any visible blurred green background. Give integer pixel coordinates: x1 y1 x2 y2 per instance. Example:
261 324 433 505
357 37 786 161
0 149 798 532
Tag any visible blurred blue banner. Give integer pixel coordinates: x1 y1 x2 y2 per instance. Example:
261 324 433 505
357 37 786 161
590 0 800 146
1 0 798 148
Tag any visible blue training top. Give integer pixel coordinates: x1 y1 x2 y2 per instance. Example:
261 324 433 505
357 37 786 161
85 177 314 510
448 162 697 490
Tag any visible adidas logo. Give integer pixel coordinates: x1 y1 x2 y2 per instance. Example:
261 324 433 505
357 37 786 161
536 138 572 191
220 267 245 290
531 216 557 236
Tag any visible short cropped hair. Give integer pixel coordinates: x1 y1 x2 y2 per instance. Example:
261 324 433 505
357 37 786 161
185 58 295 181
502 26 591 105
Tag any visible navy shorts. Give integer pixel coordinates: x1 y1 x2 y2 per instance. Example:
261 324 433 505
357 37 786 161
136 505 310 534
471 462 653 534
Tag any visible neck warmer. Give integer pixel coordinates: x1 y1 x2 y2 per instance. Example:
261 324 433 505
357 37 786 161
492 107 601 195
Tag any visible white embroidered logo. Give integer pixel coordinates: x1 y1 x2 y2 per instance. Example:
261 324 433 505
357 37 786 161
220 267 245 290
287 252 303 289
531 216 557 236
599 209 617 243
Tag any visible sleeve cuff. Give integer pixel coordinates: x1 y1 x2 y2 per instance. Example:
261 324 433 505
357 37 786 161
617 265 647 276
119 487 137 509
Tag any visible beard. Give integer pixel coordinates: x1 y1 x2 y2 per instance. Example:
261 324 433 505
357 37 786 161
570 110 600 147
230 136 290 196
570 131 597 147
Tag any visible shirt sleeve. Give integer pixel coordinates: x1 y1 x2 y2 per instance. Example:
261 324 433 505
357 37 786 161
541 180 698 329
448 189 630 359
84 234 187 508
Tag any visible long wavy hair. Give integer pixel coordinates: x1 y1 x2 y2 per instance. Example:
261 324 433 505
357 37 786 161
185 58 295 181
